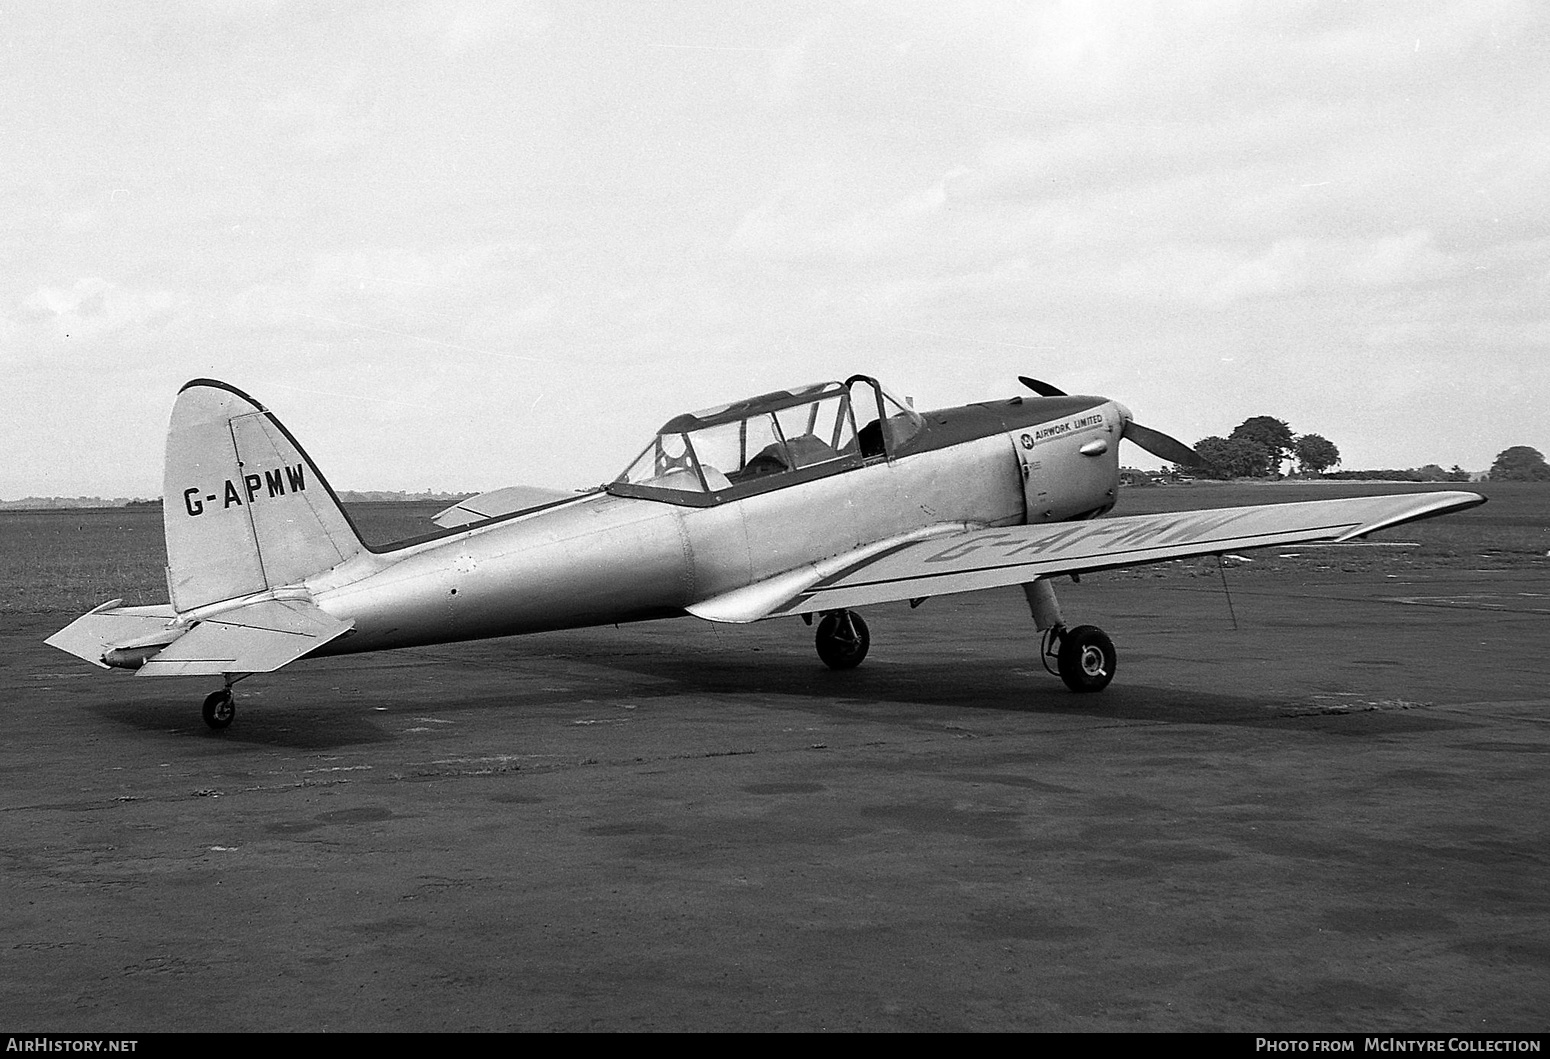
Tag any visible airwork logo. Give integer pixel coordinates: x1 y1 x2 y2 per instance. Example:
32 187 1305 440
182 463 306 516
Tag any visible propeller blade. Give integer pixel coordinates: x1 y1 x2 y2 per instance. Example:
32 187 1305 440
1124 421 1208 468
1018 376 1067 397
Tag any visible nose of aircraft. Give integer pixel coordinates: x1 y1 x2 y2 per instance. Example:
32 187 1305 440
1014 377 1203 468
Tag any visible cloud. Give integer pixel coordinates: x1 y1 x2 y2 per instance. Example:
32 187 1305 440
408 0 553 58
1204 230 1457 304
5 3 1547 490
1009 0 1540 117
263 66 384 157
15 278 188 344
221 240 562 378
727 163 982 269
305 243 526 298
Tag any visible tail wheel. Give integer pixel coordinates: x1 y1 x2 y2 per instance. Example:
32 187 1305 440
1056 624 1116 693
816 610 870 670
202 689 235 730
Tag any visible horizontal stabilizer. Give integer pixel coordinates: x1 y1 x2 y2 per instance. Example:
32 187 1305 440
689 491 1486 623
136 599 354 677
433 485 579 528
45 600 179 668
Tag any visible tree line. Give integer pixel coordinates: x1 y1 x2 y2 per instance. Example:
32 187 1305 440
1190 416 1340 478
1185 417 1549 481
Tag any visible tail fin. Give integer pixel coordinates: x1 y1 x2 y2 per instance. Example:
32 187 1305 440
163 380 364 611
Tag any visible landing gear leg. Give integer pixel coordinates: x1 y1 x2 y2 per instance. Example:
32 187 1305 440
1025 578 1117 693
1023 578 1065 633
815 609 870 670
201 674 247 730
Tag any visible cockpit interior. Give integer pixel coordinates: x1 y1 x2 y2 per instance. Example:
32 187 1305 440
609 375 923 505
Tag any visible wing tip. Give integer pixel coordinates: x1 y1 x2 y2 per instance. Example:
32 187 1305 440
1335 489 1487 542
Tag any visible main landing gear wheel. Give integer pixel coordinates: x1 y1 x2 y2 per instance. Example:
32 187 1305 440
202 689 235 730
816 610 870 670
1055 624 1116 693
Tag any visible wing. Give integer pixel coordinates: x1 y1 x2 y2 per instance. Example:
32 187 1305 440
688 491 1485 623
433 485 579 528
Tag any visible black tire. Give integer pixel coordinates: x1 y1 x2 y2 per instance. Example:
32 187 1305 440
1056 624 1116 693
816 610 870 670
202 690 235 730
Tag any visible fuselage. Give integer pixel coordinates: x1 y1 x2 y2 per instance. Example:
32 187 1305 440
302 393 1128 656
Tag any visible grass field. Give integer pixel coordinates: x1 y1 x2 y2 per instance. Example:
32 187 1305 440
1105 479 1549 579
4 484 1544 617
0 501 446 615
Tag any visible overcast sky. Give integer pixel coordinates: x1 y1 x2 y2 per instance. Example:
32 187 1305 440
4 1 1546 497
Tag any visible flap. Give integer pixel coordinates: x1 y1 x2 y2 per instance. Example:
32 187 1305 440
136 598 354 676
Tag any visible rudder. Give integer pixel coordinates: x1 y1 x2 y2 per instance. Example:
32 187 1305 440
164 380 364 611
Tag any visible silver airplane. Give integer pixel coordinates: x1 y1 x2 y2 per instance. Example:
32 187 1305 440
48 375 1484 729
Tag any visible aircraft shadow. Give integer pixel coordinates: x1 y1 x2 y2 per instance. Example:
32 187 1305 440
87 686 398 750
402 630 1466 736
81 628 1467 747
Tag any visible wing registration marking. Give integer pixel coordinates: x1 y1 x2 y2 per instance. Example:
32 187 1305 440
774 507 1368 616
920 509 1259 566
